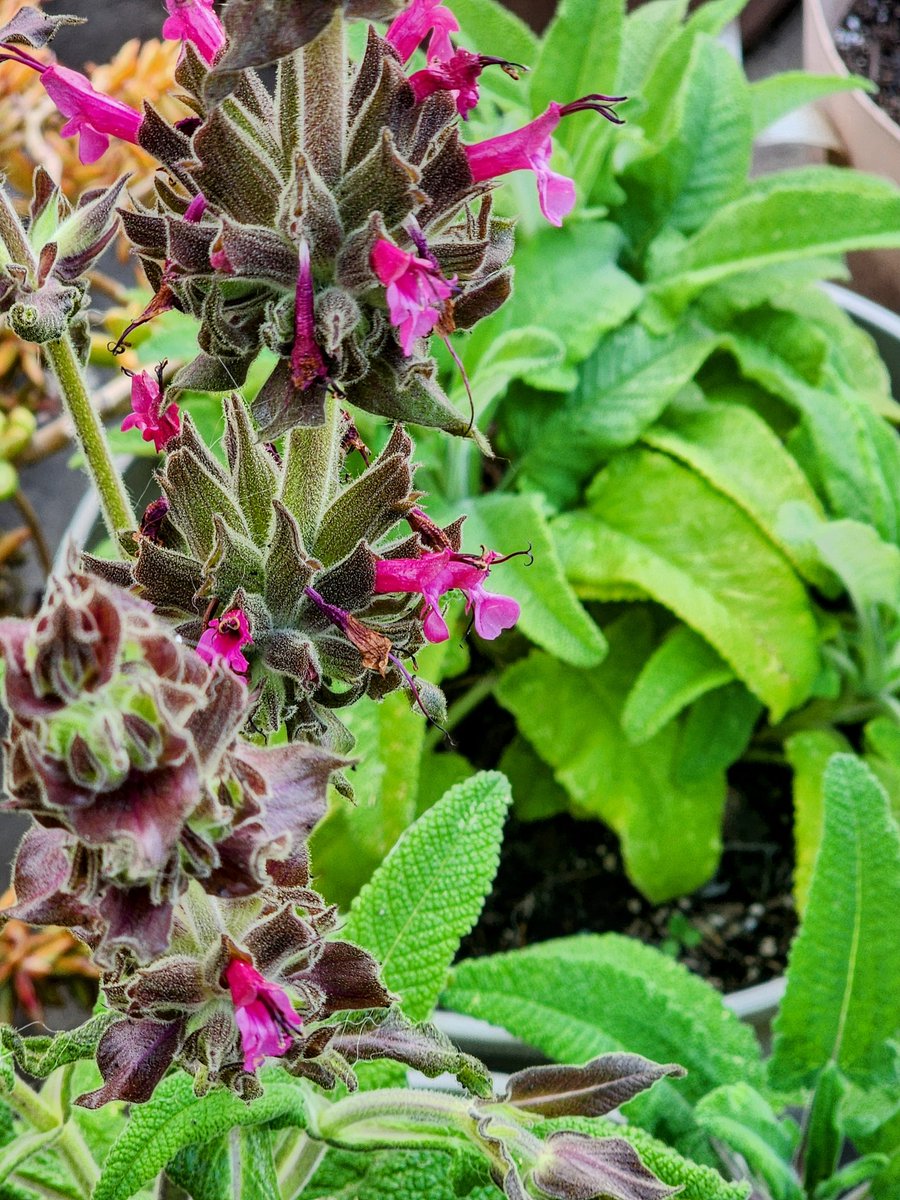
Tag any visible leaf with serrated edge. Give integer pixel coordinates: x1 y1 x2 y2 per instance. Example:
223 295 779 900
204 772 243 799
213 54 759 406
770 755 900 1090
344 772 510 1022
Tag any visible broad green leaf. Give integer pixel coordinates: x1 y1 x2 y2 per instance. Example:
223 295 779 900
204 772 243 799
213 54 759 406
443 933 764 1103
554 449 820 719
684 0 748 36
770 755 900 1089
499 735 570 823
461 327 565 418
520 322 720 505
649 168 900 312
643 403 830 587
93 1070 306 1200
496 615 728 901
623 625 733 744
343 772 511 1021
464 493 607 667
530 0 622 140
675 682 762 785
749 71 875 137
694 1085 803 1200
863 718 900 824
778 509 900 613
311 689 425 909
622 37 751 237
300 1146 496 1200
616 0 689 96
167 1129 279 1200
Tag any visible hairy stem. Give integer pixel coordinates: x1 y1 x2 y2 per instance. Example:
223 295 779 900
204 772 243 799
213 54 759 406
277 1132 327 1200
302 9 346 185
43 334 136 538
315 1086 475 1151
6 1076 99 1196
281 395 342 550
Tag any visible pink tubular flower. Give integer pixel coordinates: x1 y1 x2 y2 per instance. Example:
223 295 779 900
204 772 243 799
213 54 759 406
292 241 329 390
162 0 226 65
375 548 521 643
371 237 455 356
196 609 252 676
409 49 520 120
225 959 302 1072
385 0 459 64
40 63 142 165
121 369 180 452
183 193 208 223
465 95 625 226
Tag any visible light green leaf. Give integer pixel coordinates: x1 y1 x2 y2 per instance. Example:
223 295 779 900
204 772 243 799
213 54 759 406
520 322 720 505
778 509 900 613
496 615 728 901
461 327 565 418
694 1085 803 1200
449 0 537 69
643 403 830 587
464 492 607 667
311 689 425 909
770 755 900 1089
623 625 733 744
343 772 511 1021
93 1070 306 1200
675 682 762 785
0 463 17 502
749 71 875 137
649 168 900 312
863 718 900 824
415 752 475 817
443 933 764 1103
531 0 622 134
616 0 689 96
167 1129 279 1200
500 735 570 823
554 449 820 719
0 1129 62 1188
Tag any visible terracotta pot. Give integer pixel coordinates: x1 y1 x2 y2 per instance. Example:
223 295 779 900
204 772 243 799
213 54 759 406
803 0 900 310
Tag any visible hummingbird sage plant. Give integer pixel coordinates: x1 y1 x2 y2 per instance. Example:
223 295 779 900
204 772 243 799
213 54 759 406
0 4 737 1200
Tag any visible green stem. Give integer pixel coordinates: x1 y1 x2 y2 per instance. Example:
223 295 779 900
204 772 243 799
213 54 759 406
315 1086 473 1149
281 395 342 550
43 333 136 538
302 10 346 186
277 1132 327 1200
7 1076 99 1196
423 672 499 754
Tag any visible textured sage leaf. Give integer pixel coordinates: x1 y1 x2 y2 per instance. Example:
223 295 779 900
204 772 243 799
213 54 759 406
862 719 900 824
622 625 733 745
530 0 622 127
443 933 763 1103
770 755 900 1090
674 682 761 786
520 322 720 505
458 326 565 419
300 1146 496 1200
344 771 511 1021
749 71 875 136
463 493 607 668
496 615 728 901
778 510 900 614
93 1071 305 1200
785 731 852 918
615 0 689 96
643 403 830 588
649 168 900 311
0 1016 116 1091
167 1128 279 1200
554 449 820 719
694 1085 803 1200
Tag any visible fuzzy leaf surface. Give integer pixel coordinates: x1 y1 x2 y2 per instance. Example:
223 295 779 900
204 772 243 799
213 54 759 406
785 730 851 917
770 755 900 1089
344 771 511 1021
622 625 733 744
749 71 875 136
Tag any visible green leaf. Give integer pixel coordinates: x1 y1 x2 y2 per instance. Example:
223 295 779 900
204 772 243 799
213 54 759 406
310 688 425 909
0 463 17 502
694 1085 803 1200
530 0 622 133
167 1128 279 1200
443 932 764 1104
0 1016 116 1092
300 1146 495 1200
674 682 762 786
863 718 900 824
649 168 900 313
94 1070 306 1200
643 403 831 588
499 735 570 822
749 71 876 137
449 0 537 68
343 771 511 1021
414 752 476 818
520 322 720 505
496 615 729 902
461 327 565 418
0 1129 63 1189
778 509 900 614
554 449 820 719
622 625 733 744
615 0 689 96
464 493 607 667
785 731 852 917
770 755 900 1090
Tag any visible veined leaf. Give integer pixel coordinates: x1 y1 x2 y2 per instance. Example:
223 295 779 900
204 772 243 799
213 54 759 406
675 682 762 786
643 403 830 587
648 168 900 312
496 614 728 902
343 772 511 1021
520 322 720 506
749 71 875 137
616 0 689 96
694 1085 803 1200
463 492 607 667
167 1128 279 1200
461 327 565 419
778 510 900 615
770 755 900 1089
553 449 820 719
93 1070 306 1200
622 625 733 744
443 933 764 1103
530 0 622 130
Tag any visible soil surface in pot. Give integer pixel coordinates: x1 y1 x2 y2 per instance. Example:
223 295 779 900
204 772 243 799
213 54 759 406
458 726 797 994
835 1 900 125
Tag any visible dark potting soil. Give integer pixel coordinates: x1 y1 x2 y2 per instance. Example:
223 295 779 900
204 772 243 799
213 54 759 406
835 0 900 126
458 750 798 995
